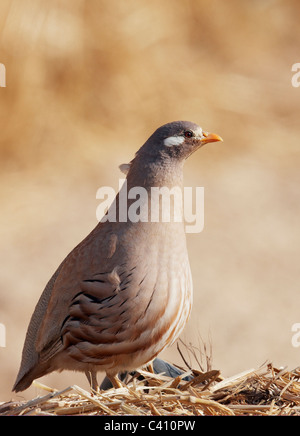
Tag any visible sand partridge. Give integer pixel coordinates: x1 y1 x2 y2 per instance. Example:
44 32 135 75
13 121 222 392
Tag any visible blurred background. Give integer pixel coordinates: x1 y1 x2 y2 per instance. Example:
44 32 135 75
1 0 300 401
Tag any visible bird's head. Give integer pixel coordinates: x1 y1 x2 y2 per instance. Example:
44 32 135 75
120 121 223 186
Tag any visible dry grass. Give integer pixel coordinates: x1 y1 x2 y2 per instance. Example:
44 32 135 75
2 361 300 416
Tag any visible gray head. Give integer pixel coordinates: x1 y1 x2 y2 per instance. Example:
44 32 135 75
121 121 222 172
139 121 222 161
120 121 222 185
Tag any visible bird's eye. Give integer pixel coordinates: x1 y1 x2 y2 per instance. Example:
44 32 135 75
184 130 193 138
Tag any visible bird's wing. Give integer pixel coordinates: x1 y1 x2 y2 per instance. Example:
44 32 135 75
34 228 124 358
36 244 170 369
13 225 116 388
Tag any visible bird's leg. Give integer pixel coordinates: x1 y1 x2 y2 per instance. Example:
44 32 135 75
107 373 123 389
85 369 99 394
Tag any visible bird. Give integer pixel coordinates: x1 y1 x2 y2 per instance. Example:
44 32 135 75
13 121 222 393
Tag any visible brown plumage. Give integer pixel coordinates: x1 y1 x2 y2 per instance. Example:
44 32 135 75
13 121 222 392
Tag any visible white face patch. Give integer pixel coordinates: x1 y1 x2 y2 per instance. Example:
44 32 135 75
164 136 185 147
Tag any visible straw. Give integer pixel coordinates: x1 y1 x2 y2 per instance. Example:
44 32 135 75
2 362 300 416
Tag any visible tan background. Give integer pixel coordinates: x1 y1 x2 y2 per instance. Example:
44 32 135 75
1 0 300 401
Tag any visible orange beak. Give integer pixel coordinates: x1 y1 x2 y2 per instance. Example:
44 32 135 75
201 132 223 144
